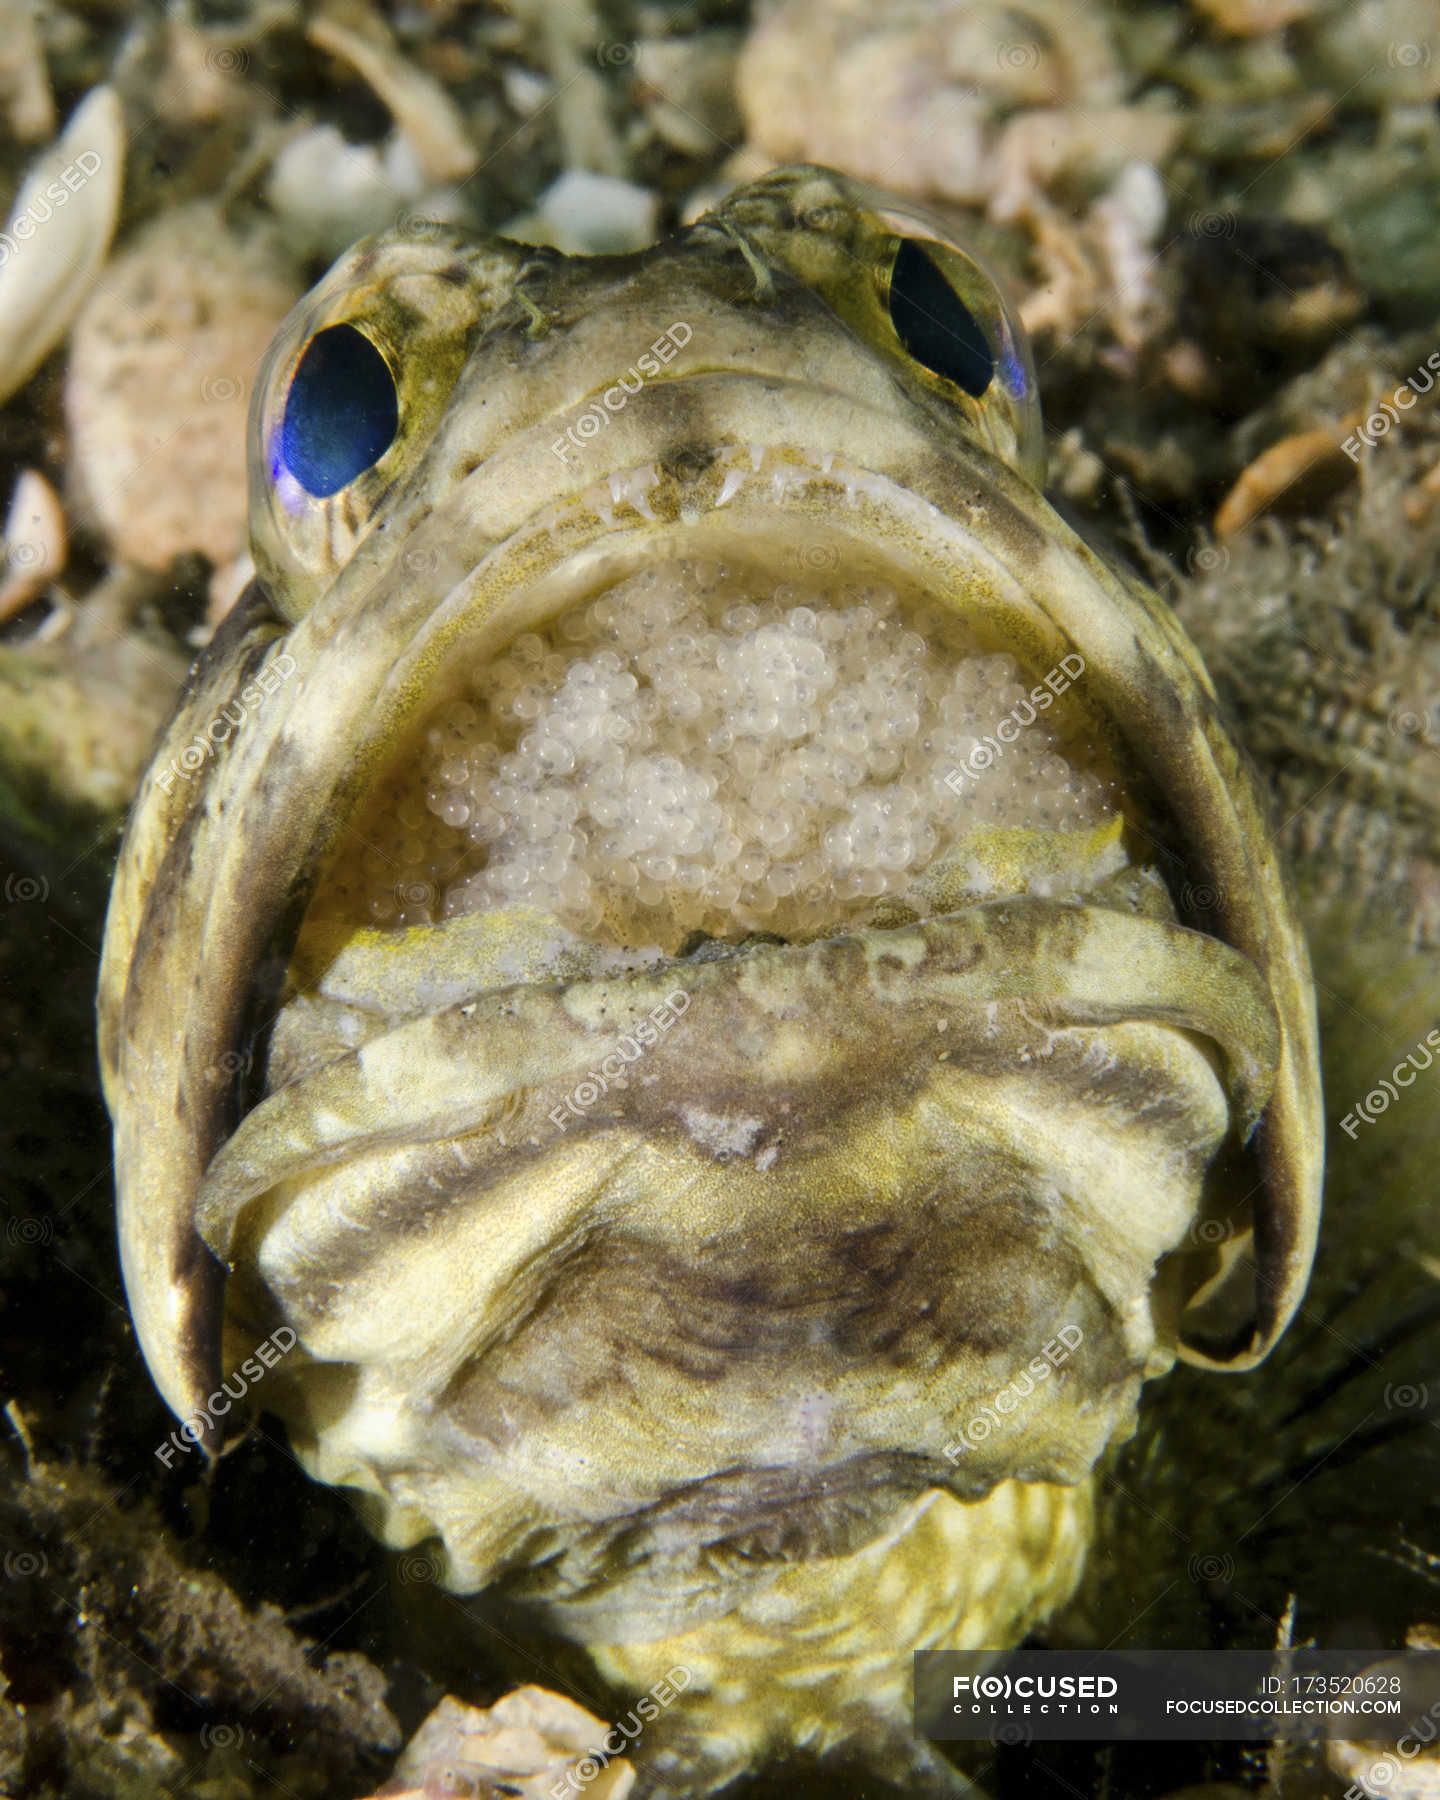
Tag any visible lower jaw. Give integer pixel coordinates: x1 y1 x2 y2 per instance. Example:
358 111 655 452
199 883 1278 1625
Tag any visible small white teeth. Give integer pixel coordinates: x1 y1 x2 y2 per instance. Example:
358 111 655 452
535 445 905 546
716 465 748 507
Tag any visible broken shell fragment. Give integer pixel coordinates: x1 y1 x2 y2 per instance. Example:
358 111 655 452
0 0 56 142
0 469 65 623
307 0 481 185
371 1689 636 1800
0 85 124 407
1214 424 1357 537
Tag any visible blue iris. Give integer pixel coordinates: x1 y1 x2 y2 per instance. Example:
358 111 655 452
280 324 398 498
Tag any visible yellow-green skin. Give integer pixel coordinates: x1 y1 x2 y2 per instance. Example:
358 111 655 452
97 168 1323 1791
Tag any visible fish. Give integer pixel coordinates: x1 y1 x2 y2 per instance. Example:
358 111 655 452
97 164 1322 1793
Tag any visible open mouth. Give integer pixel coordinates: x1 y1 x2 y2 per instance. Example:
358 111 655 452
314 554 1118 949
292 448 1148 993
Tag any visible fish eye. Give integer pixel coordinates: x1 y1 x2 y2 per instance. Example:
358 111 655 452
281 323 399 498
854 196 1043 484
886 238 996 400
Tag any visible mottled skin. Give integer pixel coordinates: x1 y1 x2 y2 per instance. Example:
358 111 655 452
98 168 1322 1792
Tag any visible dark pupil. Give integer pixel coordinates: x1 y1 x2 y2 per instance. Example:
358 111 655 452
888 240 995 399
281 324 398 497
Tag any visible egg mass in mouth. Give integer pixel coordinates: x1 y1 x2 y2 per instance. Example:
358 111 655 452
311 552 1123 952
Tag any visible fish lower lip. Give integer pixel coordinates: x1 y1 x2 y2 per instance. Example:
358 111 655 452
197 895 1280 1596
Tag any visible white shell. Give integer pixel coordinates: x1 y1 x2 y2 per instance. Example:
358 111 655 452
306 2 480 184
0 0 56 142
0 85 125 407
0 468 65 622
